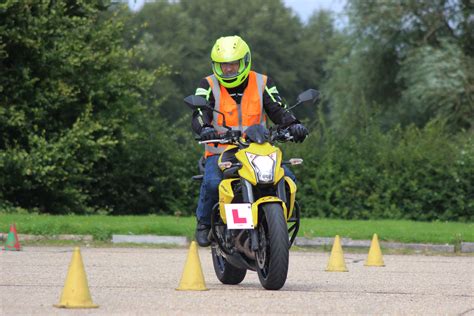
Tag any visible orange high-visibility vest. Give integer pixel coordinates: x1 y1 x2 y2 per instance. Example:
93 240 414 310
204 71 267 157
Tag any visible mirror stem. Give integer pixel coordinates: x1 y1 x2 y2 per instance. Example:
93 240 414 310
214 109 231 130
285 101 301 113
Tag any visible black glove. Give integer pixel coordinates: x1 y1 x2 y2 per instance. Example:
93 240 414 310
289 123 308 143
199 126 218 141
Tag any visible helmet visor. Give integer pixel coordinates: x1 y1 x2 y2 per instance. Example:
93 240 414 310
212 53 250 79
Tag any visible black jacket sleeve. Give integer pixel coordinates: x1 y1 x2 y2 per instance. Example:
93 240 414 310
263 77 298 126
191 78 214 134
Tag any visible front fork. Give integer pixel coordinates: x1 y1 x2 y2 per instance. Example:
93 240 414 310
243 178 300 248
241 178 299 249
212 178 299 255
277 177 300 246
241 179 259 251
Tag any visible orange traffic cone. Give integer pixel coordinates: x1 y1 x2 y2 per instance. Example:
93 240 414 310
4 223 21 251
176 241 208 291
54 247 98 308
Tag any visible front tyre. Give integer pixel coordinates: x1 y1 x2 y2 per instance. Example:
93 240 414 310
256 203 289 290
211 246 247 284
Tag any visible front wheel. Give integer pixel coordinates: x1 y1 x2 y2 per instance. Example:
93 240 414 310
211 246 247 284
256 203 289 290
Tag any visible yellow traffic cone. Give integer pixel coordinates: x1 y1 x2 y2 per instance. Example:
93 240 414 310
365 233 385 267
325 235 348 272
176 241 208 291
54 247 98 308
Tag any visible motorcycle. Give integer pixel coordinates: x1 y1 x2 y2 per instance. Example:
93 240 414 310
184 89 319 290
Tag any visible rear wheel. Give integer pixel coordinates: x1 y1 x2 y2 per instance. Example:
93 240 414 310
211 246 247 284
256 203 289 290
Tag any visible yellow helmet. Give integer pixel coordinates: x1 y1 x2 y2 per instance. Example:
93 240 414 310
211 36 251 88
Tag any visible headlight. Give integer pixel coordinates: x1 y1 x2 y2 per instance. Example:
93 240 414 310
246 152 277 183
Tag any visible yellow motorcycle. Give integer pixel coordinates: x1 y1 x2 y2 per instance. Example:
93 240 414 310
184 89 319 290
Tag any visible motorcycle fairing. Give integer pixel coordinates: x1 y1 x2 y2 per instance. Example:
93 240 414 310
251 196 288 226
219 194 291 227
218 145 239 171
218 180 288 226
235 143 285 185
284 176 297 219
218 178 240 223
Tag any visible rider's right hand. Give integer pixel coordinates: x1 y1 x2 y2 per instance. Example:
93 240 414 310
199 126 218 141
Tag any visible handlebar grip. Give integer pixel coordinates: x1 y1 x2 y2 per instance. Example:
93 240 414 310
272 128 292 142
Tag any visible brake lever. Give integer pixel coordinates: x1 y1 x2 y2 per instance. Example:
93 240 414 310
198 139 231 145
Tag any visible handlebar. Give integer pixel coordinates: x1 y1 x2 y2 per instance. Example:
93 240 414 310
195 126 295 145
198 138 233 145
270 127 294 143
196 129 242 144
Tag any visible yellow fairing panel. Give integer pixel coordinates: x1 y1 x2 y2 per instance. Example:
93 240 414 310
218 145 238 169
218 178 239 223
234 143 285 185
251 196 288 226
284 176 297 219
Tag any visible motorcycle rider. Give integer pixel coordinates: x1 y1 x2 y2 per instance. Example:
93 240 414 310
191 35 309 247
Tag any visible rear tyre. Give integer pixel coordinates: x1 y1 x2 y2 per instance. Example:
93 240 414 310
256 203 289 290
211 246 247 284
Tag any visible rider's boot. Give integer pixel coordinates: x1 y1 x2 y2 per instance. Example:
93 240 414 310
195 222 211 247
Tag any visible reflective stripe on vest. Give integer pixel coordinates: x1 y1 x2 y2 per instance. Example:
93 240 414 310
204 71 267 156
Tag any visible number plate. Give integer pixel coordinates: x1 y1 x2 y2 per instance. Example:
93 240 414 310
224 203 254 229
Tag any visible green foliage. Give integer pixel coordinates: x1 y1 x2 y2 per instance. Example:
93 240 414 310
0 108 116 213
397 40 473 129
315 0 473 221
326 0 474 131
294 117 473 221
1 0 471 222
90 107 201 215
0 1 194 214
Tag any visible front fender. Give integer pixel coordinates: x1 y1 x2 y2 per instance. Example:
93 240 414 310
251 196 288 226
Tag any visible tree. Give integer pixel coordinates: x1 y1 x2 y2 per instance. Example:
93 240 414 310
0 1 165 213
293 10 343 122
325 0 474 131
397 39 472 128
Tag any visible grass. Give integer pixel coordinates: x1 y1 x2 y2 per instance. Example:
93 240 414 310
1 213 472 245
299 218 473 245
0 214 195 241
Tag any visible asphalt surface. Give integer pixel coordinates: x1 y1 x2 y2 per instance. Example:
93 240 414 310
1 247 473 315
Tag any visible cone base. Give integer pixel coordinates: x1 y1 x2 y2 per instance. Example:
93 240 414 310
364 262 385 267
325 268 348 272
3 247 21 251
54 303 99 309
176 286 208 291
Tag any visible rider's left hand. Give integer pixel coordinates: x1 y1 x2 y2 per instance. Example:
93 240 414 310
289 123 308 143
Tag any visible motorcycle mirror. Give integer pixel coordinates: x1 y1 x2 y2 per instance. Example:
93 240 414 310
183 95 211 110
297 89 320 104
285 89 320 112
